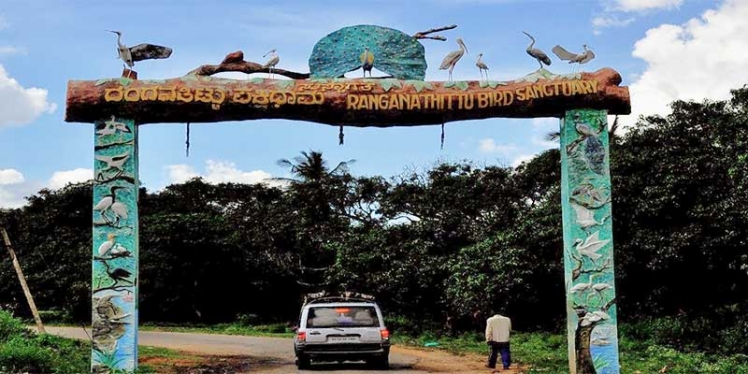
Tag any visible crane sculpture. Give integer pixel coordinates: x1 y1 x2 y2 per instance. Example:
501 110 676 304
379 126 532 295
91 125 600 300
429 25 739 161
106 30 173 78
439 37 468 81
263 49 280 79
475 53 489 81
522 31 551 70
552 44 596 71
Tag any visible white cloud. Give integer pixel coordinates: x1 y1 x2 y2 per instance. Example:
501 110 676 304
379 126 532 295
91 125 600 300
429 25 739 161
0 169 28 208
48 168 93 189
0 46 20 56
0 169 24 185
592 15 635 34
0 187 25 208
613 0 683 12
0 167 96 208
478 138 518 154
622 0 748 131
593 0 681 34
166 160 283 187
165 164 199 184
512 154 535 168
0 64 56 128
0 15 8 30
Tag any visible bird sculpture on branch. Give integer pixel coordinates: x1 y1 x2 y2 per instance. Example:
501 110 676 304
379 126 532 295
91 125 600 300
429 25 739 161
263 49 280 78
522 31 551 70
475 53 489 81
440 37 468 81
106 30 173 77
552 44 596 70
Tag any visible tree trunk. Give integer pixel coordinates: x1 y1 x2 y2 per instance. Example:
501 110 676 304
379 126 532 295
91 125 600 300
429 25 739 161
575 322 597 374
1 228 45 334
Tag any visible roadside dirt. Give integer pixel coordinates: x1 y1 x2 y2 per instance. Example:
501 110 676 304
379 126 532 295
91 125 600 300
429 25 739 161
392 345 525 373
140 346 527 374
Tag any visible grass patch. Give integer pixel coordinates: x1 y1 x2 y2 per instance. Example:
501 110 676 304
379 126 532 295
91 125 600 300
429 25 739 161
0 311 89 374
392 330 748 374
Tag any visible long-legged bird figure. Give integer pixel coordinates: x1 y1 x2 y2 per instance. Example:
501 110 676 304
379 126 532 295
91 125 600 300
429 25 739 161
522 31 551 70
475 53 489 81
263 49 280 79
552 44 595 72
439 38 468 82
106 30 173 77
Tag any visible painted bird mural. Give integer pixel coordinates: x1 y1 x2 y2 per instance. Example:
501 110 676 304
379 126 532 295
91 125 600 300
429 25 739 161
309 25 428 80
569 114 606 175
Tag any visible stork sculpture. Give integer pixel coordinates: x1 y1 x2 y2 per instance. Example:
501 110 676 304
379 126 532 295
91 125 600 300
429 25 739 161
106 30 173 77
552 44 596 71
475 53 489 81
522 31 551 70
439 38 468 82
263 49 280 79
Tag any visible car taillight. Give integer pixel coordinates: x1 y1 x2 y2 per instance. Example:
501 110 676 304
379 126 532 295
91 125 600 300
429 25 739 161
380 328 390 340
297 331 306 342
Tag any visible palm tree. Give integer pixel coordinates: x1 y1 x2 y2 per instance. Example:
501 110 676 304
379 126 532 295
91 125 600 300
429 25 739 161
276 150 354 184
274 151 355 292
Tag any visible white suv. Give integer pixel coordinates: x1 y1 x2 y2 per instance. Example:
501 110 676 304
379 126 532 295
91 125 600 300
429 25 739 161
293 294 390 370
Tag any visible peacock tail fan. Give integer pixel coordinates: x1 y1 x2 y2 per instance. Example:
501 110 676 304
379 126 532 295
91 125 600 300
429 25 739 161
309 25 427 81
584 136 606 175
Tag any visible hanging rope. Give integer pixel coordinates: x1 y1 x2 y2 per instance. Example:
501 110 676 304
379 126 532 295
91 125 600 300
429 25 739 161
440 123 445 150
339 125 344 145
185 122 191 157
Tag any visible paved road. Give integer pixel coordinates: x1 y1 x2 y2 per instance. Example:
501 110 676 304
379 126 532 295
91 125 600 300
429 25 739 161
46 326 491 373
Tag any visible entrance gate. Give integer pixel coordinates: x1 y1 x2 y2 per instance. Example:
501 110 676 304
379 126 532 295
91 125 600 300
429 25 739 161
65 25 630 374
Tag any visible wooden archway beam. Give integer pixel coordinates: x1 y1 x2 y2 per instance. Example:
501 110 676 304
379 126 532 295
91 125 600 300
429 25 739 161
65 68 630 126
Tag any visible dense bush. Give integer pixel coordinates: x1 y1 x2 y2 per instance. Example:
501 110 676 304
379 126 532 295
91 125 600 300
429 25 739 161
0 311 88 374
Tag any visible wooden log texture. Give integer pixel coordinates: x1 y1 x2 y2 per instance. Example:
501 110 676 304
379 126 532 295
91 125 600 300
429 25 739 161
65 68 630 126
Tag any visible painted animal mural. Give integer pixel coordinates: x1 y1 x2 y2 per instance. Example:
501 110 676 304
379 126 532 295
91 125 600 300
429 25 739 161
561 109 620 374
91 116 139 373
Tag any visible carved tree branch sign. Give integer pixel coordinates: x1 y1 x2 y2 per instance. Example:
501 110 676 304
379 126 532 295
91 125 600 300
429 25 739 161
66 24 630 374
66 68 628 126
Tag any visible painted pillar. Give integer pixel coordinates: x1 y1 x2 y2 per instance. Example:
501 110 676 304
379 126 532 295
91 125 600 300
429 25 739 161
560 109 620 374
91 117 139 373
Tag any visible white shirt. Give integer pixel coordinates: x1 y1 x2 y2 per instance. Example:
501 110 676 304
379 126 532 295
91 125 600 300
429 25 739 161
485 314 511 342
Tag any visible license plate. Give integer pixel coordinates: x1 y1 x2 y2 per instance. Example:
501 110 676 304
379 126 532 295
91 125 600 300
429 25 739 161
328 336 359 343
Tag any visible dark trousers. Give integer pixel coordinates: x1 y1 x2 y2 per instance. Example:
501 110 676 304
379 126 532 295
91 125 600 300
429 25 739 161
487 341 511 369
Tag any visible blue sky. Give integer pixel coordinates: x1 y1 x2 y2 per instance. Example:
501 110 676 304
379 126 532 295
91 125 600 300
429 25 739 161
1 0 745 207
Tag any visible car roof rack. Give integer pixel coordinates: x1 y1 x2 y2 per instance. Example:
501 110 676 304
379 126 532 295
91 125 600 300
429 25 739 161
303 291 375 305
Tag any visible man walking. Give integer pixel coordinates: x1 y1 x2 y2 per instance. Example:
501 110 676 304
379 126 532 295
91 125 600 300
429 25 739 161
485 312 511 371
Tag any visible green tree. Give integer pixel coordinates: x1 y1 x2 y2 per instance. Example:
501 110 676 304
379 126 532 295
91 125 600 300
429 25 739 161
276 151 355 292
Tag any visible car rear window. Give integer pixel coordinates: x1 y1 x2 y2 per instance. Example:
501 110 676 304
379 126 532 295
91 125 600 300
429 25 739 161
307 306 379 328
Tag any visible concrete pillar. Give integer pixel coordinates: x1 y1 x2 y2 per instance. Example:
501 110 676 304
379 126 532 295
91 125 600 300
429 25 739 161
91 117 139 372
560 109 621 374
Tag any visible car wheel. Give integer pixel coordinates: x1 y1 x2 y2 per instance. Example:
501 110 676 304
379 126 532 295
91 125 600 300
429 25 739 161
297 355 311 370
369 355 388 370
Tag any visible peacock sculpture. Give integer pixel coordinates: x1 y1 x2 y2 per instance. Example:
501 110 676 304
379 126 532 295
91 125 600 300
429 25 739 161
309 25 428 80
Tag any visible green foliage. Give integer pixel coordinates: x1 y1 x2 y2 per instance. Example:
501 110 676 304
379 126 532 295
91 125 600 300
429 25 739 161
0 310 28 342
0 336 56 374
0 313 88 373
